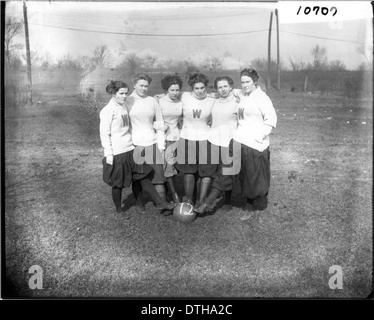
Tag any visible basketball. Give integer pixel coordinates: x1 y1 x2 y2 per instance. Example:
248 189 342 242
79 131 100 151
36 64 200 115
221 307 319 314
173 202 196 223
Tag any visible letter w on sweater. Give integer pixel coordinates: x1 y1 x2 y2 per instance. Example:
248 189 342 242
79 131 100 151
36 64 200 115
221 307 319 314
192 109 202 118
121 114 129 127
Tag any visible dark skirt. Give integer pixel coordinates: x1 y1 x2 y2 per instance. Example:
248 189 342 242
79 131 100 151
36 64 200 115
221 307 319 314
102 150 153 188
133 143 165 184
175 138 218 178
238 144 271 211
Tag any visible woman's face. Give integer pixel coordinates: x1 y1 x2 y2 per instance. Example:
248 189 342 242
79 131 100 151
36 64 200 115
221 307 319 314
216 80 232 98
113 87 129 105
134 79 149 97
192 82 206 99
241 75 256 94
167 84 181 101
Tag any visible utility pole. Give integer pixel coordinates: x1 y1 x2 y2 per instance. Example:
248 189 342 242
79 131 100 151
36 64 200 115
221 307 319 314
23 1 32 106
267 11 273 91
275 8 280 91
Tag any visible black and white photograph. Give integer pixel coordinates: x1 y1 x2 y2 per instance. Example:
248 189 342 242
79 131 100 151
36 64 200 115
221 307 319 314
2 0 373 302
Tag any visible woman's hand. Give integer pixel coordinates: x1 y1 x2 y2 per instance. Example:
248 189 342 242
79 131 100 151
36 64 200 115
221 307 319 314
254 125 273 143
106 155 113 165
207 92 219 99
254 132 265 143
154 94 165 102
232 89 241 103
158 140 166 151
153 121 169 132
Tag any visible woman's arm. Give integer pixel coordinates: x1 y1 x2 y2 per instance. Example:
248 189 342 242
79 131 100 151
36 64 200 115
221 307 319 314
152 100 168 132
207 113 212 126
255 95 277 142
99 107 114 164
153 99 167 150
154 93 165 102
254 124 273 143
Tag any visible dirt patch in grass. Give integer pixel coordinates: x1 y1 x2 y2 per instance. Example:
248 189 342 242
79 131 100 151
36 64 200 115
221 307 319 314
4 89 372 298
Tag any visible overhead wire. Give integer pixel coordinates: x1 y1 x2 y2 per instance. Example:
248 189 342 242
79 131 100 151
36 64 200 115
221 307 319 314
8 5 368 45
29 22 269 37
28 21 368 46
279 30 367 45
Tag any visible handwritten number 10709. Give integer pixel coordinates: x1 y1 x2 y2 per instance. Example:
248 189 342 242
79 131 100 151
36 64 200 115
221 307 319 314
297 6 337 16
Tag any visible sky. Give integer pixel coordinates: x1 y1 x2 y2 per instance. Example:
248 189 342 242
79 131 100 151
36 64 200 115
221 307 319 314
5 1 373 70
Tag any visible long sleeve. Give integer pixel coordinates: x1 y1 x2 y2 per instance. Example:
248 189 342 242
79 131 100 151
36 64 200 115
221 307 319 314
99 99 134 156
153 100 165 131
99 108 113 157
255 95 277 142
261 94 277 129
154 100 166 150
128 93 163 147
233 87 276 152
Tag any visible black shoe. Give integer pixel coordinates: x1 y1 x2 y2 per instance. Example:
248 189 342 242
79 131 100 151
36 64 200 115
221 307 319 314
194 202 209 214
117 208 130 219
156 201 176 211
161 209 173 216
207 197 221 211
221 204 233 211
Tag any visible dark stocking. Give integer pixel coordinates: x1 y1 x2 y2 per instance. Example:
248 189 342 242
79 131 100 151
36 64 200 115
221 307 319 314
167 177 180 202
224 190 232 205
140 177 164 206
112 187 122 212
198 177 212 204
132 180 143 207
205 187 222 206
184 174 195 203
154 183 167 202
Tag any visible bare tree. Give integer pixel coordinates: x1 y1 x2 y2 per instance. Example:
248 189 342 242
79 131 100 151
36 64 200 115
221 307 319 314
5 16 24 68
92 44 111 67
329 60 346 71
76 55 92 71
251 58 280 72
288 55 306 71
161 58 174 72
143 53 158 73
39 51 53 69
22 49 42 67
57 54 80 69
122 52 143 76
311 45 328 70
202 56 222 73
357 45 373 70
175 59 199 80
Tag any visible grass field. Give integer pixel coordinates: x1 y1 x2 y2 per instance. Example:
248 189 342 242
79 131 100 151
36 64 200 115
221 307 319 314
3 76 372 299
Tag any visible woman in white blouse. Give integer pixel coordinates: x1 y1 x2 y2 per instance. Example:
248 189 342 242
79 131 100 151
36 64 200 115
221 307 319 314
233 68 277 221
126 73 175 213
175 73 217 208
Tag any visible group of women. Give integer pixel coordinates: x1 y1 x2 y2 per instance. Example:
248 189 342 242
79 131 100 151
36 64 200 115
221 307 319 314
99 68 277 221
